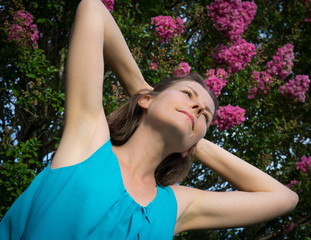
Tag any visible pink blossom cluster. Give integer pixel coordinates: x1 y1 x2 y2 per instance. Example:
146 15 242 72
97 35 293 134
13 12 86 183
151 16 184 43
174 62 191 77
149 62 158 71
305 8 311 22
279 75 310 103
204 68 228 97
112 83 126 101
211 39 256 74
211 104 246 131
301 0 310 5
296 156 311 173
101 0 114 12
7 10 39 48
286 180 299 189
248 71 273 99
284 222 295 234
266 44 295 81
207 0 257 41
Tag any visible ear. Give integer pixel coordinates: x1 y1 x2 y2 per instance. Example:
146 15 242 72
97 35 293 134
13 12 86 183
138 95 152 110
181 147 193 158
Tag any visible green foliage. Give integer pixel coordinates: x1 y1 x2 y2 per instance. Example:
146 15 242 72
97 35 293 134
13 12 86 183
0 137 42 217
1 0 310 239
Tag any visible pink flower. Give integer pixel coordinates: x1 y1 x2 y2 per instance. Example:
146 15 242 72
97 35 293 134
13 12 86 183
286 180 299 189
284 222 295 234
279 75 310 103
248 71 273 99
151 16 184 43
266 44 294 81
211 39 256 74
204 68 228 97
301 0 310 5
112 82 126 102
174 62 191 77
211 104 246 131
149 62 158 71
207 0 257 41
7 10 39 49
296 156 311 172
101 0 114 12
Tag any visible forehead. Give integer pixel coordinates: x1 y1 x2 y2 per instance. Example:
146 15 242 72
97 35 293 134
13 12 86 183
170 80 215 114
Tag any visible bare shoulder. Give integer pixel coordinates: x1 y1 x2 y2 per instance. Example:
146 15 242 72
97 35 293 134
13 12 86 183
50 111 109 169
170 185 201 234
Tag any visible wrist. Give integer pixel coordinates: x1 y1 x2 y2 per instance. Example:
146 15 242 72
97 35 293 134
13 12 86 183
191 138 220 166
191 138 207 160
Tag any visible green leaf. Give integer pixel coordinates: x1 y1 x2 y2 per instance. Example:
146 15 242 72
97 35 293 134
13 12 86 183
37 18 47 24
58 93 65 100
26 73 36 78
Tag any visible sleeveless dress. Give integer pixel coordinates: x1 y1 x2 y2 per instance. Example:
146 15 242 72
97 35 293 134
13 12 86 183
0 139 177 239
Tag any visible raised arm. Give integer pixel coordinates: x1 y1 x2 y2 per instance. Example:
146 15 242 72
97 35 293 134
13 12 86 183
51 0 149 168
172 138 299 234
66 0 148 125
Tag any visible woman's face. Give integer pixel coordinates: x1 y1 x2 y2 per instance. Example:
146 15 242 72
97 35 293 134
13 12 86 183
142 80 215 152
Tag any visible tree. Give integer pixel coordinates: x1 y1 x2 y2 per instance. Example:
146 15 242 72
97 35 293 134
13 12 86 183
1 0 310 239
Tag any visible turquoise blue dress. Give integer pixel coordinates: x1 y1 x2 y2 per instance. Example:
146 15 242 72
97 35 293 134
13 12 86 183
0 139 177 239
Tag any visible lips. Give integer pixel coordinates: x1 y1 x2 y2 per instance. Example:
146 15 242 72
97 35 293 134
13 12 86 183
178 110 194 129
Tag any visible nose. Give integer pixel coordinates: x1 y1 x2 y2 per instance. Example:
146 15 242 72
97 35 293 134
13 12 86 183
192 102 204 115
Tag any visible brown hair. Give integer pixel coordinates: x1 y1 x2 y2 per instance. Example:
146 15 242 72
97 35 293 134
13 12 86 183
107 73 218 186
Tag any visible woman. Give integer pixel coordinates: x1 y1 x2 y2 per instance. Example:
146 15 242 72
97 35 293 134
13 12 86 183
0 0 298 239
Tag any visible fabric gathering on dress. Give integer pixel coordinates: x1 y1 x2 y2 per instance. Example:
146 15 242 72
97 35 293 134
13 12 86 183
0 138 178 239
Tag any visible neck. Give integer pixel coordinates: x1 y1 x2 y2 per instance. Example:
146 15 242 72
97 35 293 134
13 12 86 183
112 122 173 182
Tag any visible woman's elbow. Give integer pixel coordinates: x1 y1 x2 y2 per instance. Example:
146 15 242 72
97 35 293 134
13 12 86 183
289 190 299 210
283 189 299 214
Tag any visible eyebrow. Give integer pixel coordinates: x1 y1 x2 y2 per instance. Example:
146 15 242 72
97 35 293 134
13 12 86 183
187 86 213 115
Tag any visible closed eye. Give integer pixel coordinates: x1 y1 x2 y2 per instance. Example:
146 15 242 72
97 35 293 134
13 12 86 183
182 90 192 98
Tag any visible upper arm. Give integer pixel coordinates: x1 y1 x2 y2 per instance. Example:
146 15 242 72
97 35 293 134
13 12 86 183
49 0 111 169
172 185 298 234
65 0 108 130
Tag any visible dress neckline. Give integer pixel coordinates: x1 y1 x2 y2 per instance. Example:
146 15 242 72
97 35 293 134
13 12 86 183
110 143 159 209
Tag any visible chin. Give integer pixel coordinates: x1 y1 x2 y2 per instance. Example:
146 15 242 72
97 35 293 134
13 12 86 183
170 130 201 152
151 112 200 146
170 120 192 137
